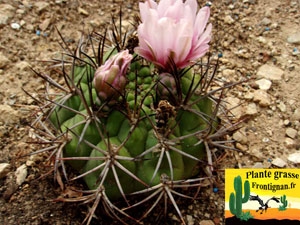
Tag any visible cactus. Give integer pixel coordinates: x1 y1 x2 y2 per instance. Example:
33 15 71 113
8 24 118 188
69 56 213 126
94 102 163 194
26 3 241 225
229 176 250 218
279 194 288 211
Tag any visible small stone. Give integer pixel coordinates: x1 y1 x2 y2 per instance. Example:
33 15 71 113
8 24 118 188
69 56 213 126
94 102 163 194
0 105 19 124
250 148 263 158
255 79 272 90
0 52 9 68
171 214 179 221
253 90 271 107
225 97 242 119
262 137 269 143
222 69 235 76
0 4 15 27
78 7 89 16
200 220 215 225
25 23 34 31
15 164 27 186
244 92 254 100
20 20 26 26
291 108 300 121
0 163 10 179
204 213 210 218
267 130 273 136
233 130 247 144
89 20 100 27
0 14 9 27
287 32 300 44
272 158 286 168
34 2 49 13
26 160 35 167
288 152 300 164
16 9 25 14
224 15 234 24
257 36 267 44
236 143 247 151
285 138 295 148
257 64 284 81
252 162 264 169
261 17 271 25
11 23 20 30
186 215 194 225
284 119 290 126
278 102 286 112
286 128 297 139
39 18 51 31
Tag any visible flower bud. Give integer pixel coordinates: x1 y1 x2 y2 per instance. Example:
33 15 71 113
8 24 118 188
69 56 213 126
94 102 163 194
94 50 133 102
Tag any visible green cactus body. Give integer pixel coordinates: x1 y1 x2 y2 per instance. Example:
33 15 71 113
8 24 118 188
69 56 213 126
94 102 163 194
49 58 217 200
229 176 250 218
279 195 288 211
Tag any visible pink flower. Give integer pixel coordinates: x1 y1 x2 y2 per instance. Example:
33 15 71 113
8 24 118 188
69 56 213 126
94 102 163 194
94 50 132 101
135 0 212 71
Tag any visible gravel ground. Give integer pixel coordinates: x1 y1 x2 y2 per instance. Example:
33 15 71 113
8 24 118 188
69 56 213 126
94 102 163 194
0 0 299 224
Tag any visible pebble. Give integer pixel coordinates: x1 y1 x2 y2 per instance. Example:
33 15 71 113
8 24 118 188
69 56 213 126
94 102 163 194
39 18 51 31
287 32 300 44
236 143 247 151
225 97 242 119
0 105 19 124
0 52 9 68
245 103 258 115
291 108 300 121
272 158 287 168
233 130 247 144
200 220 215 225
186 215 195 225
288 152 300 164
34 2 49 13
255 79 272 90
0 4 15 27
261 17 271 25
252 162 264 169
284 119 290 126
253 90 271 107
0 14 9 27
0 163 10 179
286 128 297 139
78 7 89 16
244 92 254 100
257 36 267 44
278 102 286 112
224 15 234 24
285 137 295 148
11 23 21 30
257 64 284 81
15 164 27 186
222 69 235 76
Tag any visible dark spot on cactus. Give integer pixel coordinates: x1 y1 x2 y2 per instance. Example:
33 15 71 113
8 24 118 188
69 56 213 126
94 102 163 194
155 100 176 135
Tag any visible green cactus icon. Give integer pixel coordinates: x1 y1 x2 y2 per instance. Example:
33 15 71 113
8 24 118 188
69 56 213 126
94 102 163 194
279 194 288 211
229 175 250 218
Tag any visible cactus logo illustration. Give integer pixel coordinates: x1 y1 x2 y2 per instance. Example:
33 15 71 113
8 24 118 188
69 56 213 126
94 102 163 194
279 194 288 211
229 175 253 221
225 169 300 225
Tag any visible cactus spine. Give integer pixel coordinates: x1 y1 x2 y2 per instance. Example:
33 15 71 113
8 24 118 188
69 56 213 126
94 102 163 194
279 194 288 211
229 176 250 218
